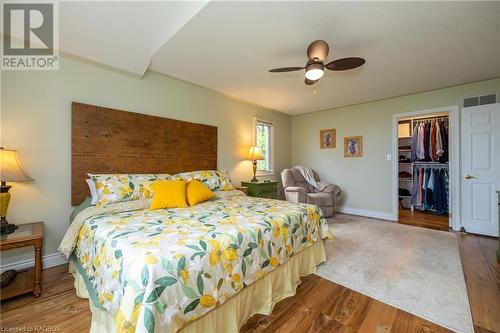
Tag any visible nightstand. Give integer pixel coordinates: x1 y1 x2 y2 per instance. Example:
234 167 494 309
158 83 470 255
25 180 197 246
241 181 278 199
0 222 44 300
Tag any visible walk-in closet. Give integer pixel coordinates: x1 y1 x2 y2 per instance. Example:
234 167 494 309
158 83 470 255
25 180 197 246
397 113 451 230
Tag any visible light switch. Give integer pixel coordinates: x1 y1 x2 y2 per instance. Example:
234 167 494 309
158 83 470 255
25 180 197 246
386 154 392 161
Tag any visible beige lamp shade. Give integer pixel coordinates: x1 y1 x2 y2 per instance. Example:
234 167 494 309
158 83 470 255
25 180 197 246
0 147 33 182
247 146 264 161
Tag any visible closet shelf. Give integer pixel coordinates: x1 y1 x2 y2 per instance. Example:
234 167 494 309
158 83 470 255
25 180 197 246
413 162 449 165
399 161 449 165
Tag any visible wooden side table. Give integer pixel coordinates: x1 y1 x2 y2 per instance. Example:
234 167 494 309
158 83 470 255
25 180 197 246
0 222 44 300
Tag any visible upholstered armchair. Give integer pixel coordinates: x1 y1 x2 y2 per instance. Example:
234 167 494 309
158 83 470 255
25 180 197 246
281 167 341 217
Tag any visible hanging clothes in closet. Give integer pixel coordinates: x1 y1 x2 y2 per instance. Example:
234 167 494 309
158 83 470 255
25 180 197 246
410 119 448 163
410 165 449 215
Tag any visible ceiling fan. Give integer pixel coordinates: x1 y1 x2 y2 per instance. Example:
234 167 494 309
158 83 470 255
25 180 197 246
268 40 366 86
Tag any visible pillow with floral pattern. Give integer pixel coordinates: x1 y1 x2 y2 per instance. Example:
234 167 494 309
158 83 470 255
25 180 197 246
173 170 235 191
87 174 172 207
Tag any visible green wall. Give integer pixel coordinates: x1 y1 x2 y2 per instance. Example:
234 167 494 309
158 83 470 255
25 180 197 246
2 53 499 267
0 57 291 265
291 78 500 217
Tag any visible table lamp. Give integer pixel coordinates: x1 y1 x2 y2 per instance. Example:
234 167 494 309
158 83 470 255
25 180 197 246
0 147 33 235
247 146 264 182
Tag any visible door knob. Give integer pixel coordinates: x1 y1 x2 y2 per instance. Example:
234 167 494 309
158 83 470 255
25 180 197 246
464 175 477 180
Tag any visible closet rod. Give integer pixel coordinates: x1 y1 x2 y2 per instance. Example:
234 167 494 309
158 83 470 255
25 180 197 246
399 113 449 122
411 115 449 122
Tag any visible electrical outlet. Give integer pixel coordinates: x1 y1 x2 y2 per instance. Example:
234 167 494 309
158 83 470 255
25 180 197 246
387 154 392 161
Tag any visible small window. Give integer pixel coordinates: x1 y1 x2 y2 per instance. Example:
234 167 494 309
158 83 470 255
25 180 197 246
255 118 274 175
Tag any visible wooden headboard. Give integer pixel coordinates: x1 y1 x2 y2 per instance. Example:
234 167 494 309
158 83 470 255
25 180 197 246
71 102 217 205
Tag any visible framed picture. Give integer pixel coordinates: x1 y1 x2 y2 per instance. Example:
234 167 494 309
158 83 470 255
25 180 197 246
344 136 363 157
320 129 336 149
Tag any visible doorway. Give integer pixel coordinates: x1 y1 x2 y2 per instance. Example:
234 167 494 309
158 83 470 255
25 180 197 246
391 106 460 231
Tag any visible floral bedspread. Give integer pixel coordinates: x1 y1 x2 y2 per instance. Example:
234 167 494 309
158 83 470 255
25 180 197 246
73 195 331 333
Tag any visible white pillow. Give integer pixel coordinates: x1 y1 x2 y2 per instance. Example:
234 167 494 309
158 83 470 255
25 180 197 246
86 173 172 207
173 170 234 191
86 179 98 205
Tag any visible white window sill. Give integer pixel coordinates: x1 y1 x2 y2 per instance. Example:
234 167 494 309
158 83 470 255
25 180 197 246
256 170 274 177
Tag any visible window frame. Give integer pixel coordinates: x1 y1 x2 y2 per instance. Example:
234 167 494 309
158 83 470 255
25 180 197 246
253 117 274 177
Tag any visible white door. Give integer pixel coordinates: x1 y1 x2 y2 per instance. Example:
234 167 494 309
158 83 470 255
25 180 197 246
461 103 500 236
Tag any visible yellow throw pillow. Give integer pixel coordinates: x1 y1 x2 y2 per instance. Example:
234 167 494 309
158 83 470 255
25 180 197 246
187 179 215 206
150 180 188 210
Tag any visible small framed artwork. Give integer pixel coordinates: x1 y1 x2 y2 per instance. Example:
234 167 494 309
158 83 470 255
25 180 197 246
320 129 336 149
344 136 363 157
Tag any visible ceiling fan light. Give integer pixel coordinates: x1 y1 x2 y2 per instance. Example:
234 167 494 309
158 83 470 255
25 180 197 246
305 63 324 81
305 68 324 81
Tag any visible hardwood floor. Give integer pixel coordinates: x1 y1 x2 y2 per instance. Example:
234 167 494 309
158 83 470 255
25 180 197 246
1 234 498 333
240 274 452 333
398 208 450 231
458 234 500 333
0 264 91 332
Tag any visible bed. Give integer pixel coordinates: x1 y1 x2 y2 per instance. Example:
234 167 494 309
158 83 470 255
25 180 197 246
60 103 331 333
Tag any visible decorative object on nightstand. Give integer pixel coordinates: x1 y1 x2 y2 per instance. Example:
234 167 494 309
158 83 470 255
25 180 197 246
0 147 33 235
1 269 17 287
0 222 44 300
241 181 277 199
247 146 264 182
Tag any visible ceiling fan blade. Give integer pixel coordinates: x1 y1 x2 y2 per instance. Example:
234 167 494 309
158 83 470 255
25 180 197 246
269 67 304 73
307 40 329 61
325 57 365 71
305 78 319 85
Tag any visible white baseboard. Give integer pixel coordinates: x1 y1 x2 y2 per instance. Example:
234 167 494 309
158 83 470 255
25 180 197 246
338 207 396 221
0 252 67 273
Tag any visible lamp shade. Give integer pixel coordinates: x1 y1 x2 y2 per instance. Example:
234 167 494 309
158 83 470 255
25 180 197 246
0 147 33 182
247 146 264 161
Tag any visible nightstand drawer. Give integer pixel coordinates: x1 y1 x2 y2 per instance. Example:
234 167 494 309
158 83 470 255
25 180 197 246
258 183 277 192
241 181 278 199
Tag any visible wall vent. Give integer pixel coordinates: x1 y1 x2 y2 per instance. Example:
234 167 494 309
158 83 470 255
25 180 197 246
463 94 497 107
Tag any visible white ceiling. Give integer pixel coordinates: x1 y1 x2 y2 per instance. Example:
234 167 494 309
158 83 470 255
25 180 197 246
150 1 500 114
55 1 500 114
59 1 208 76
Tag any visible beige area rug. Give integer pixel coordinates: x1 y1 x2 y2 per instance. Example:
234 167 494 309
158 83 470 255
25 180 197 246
316 214 473 333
